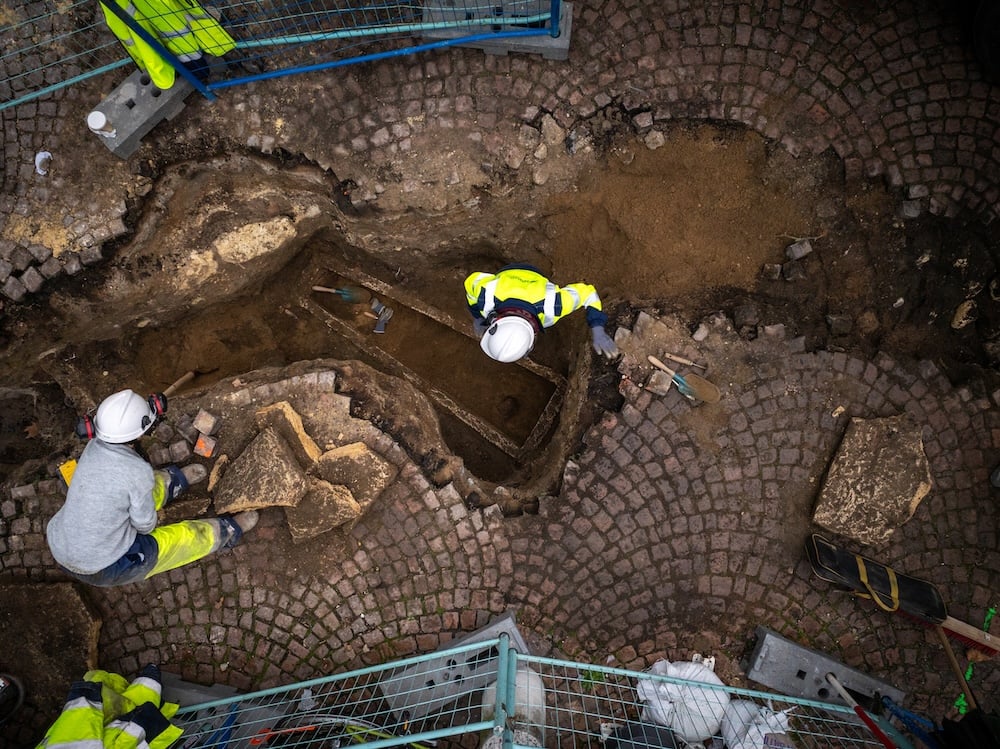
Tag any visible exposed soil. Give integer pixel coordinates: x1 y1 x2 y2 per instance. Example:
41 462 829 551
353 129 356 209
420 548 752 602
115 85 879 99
3 120 1000 735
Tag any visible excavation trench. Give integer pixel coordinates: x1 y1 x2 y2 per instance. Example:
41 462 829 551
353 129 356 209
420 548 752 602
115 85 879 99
129 233 575 487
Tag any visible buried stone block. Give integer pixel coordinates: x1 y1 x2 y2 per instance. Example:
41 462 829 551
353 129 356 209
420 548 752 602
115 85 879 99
812 414 932 546
254 401 321 467
315 442 399 512
283 478 362 542
214 427 309 513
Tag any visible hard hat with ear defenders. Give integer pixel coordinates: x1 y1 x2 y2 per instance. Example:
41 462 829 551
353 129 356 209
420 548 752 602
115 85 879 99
76 390 167 442
479 307 541 363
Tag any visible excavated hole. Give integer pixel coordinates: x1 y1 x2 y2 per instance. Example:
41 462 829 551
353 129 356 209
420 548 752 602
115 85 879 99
127 232 579 486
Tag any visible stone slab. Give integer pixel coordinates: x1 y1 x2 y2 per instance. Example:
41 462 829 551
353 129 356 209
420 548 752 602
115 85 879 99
213 427 309 512
315 442 398 513
812 414 931 545
283 478 361 542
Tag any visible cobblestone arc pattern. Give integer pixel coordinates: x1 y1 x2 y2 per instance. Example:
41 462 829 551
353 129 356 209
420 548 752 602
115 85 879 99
3 0 1000 306
3 340 999 723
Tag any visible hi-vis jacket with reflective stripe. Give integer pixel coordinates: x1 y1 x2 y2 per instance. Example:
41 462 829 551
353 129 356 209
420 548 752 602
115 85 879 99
36 670 182 749
100 0 237 89
465 264 608 330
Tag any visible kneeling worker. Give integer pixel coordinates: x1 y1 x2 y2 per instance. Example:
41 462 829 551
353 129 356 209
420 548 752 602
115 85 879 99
46 389 258 588
465 263 620 363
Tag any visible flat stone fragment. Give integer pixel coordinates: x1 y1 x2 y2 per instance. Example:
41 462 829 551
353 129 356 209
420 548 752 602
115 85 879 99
213 427 309 512
315 441 399 512
284 478 361 542
254 400 321 466
812 414 932 545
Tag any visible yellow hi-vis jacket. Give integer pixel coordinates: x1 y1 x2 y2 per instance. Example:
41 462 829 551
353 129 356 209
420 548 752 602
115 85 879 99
36 670 182 749
100 0 237 89
465 264 608 330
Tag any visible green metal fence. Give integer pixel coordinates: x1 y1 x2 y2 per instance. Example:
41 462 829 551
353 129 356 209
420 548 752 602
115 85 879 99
172 635 915 749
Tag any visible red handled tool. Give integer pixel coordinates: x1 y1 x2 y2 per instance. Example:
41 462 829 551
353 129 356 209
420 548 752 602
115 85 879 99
825 673 896 749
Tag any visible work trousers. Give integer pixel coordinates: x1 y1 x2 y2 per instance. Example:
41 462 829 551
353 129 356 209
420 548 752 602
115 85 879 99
62 519 227 587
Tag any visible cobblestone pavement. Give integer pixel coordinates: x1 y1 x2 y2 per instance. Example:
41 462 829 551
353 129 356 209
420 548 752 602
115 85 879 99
2 0 1000 744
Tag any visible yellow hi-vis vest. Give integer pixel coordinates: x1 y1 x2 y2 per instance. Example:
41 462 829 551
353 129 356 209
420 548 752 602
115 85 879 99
465 266 606 329
100 0 237 89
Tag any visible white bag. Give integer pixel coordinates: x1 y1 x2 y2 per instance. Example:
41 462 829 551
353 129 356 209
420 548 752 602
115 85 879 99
720 699 792 749
637 660 731 744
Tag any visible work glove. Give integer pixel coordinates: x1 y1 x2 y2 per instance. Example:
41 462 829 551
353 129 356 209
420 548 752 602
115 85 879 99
473 317 489 339
591 325 620 359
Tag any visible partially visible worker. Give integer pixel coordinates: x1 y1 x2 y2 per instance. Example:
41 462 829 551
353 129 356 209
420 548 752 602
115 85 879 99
36 664 181 749
46 389 258 588
465 263 620 363
99 0 237 89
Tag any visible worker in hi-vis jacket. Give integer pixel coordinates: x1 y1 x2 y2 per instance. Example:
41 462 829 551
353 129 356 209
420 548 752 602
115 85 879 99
46 389 258 587
465 263 620 364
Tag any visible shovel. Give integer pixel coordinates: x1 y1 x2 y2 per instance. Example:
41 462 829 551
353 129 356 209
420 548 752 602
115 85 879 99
647 355 721 403
312 285 367 303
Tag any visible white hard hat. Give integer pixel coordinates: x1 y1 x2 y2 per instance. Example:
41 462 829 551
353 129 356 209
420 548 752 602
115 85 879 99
94 390 156 443
480 314 536 363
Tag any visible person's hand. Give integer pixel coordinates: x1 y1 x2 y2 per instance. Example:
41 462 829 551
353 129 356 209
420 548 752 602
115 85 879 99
591 325 620 359
473 317 489 338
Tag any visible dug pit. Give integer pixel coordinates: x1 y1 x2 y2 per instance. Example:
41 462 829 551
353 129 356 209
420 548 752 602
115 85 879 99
3 122 999 502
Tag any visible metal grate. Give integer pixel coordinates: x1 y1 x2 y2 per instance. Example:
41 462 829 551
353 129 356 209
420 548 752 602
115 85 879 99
174 635 913 749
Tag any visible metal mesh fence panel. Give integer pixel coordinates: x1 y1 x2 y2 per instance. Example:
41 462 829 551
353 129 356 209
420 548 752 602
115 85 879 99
173 637 913 749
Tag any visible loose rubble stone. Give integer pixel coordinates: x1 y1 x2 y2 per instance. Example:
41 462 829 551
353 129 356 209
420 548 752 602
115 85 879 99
169 440 192 462
540 114 565 146
813 414 932 545
254 401 321 466
192 408 220 435
0 258 12 282
785 239 813 260
214 427 309 512
782 261 807 281
284 478 361 542
315 441 399 512
761 263 782 280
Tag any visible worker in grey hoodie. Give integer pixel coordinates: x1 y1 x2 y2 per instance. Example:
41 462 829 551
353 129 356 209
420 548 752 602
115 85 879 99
46 389 258 587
